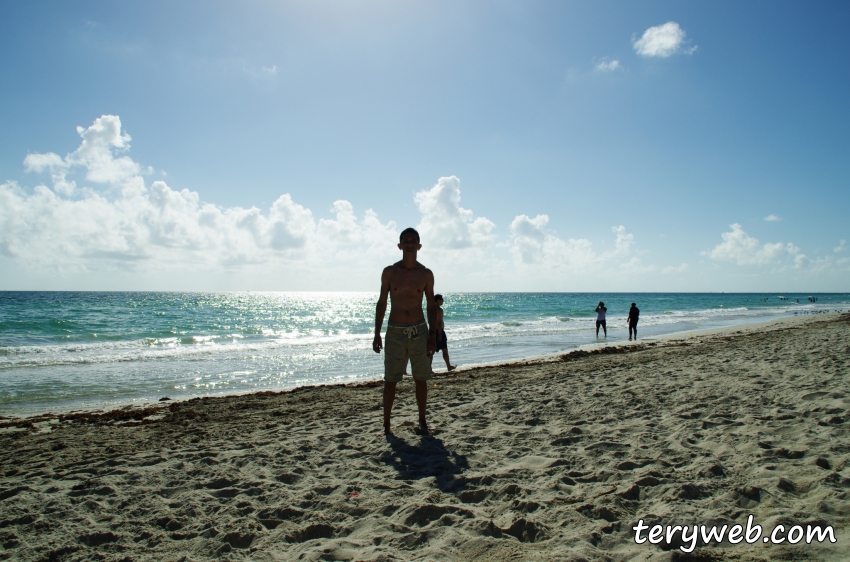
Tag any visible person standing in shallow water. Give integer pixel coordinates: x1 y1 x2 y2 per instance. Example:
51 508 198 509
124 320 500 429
628 302 640 341
373 228 437 436
595 301 607 337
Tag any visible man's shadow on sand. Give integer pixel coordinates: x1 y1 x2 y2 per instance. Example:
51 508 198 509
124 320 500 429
380 433 469 493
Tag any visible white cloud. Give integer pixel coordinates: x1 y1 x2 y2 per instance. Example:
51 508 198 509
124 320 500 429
509 214 548 264
633 22 695 58
707 223 801 266
5 116 399 278
764 214 780 222
70 115 139 184
662 263 689 274
22 115 139 195
835 240 846 253
509 214 598 267
508 217 640 273
22 152 64 173
794 253 810 269
509 214 597 267
22 115 850 290
414 176 495 250
595 59 622 72
610 225 634 257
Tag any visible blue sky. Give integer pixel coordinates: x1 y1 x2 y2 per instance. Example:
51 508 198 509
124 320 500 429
1 1 848 291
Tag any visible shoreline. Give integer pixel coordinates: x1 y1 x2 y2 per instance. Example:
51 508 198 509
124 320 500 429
2 296 846 418
2 311 843 424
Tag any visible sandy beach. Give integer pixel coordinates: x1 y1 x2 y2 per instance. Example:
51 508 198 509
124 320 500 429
1 312 848 561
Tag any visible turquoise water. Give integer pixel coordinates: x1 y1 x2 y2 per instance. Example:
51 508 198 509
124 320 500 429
1 292 848 415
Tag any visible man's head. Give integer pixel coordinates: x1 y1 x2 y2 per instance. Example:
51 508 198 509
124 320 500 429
398 227 422 253
435 294 443 306
399 228 420 244
631 302 636 307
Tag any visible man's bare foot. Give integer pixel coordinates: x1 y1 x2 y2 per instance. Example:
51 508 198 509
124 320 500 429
447 365 456 371
414 425 430 435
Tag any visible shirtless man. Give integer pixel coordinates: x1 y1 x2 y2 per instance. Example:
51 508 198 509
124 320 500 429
373 228 437 436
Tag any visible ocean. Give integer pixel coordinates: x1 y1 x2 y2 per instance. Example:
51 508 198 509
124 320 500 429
1 292 848 416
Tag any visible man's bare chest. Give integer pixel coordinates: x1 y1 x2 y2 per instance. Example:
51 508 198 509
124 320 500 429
389 268 426 295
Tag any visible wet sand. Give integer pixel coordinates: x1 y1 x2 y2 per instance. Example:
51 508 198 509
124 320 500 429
1 313 848 561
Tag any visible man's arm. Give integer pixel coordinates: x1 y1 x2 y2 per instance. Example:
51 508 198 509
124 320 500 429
373 268 391 353
424 269 437 356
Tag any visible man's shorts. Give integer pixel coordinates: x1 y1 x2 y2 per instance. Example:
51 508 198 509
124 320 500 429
384 321 432 383
596 319 607 329
435 329 448 351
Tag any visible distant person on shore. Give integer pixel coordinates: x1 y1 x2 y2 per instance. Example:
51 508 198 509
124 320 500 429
595 301 607 337
628 302 640 340
373 227 437 436
431 294 456 372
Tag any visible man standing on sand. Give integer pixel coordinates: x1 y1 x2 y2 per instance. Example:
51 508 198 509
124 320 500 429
628 302 640 341
373 228 437 436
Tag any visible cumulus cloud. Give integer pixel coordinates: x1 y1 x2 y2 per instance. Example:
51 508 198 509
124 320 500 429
5 115 741 290
595 59 622 72
414 176 495 250
510 214 586 265
633 22 696 58
4 115 398 276
22 115 140 196
5 116 650 290
794 254 811 269
509 214 596 267
835 240 846 253
764 214 780 222
707 223 802 266
610 225 634 257
508 217 638 273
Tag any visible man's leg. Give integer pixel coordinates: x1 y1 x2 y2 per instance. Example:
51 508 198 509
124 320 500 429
442 349 455 371
383 381 397 434
414 380 428 431
603 321 607 337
